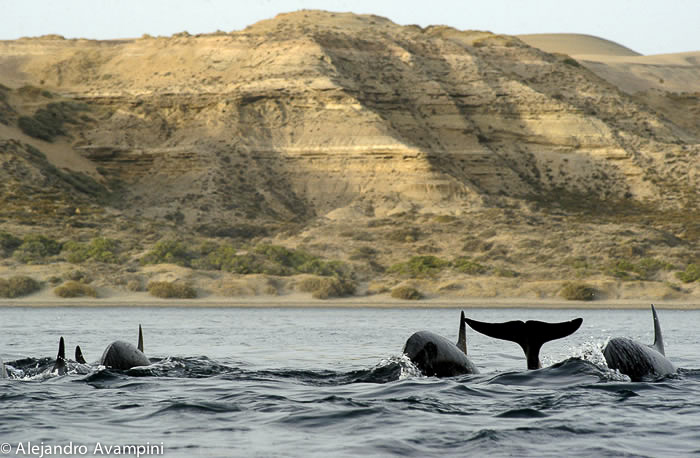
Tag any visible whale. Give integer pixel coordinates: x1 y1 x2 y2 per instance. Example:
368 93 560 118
100 325 151 370
403 311 479 377
464 316 583 370
602 305 676 381
1 357 6 378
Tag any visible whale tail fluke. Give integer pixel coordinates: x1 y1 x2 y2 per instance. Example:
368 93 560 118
75 345 86 364
650 304 665 356
456 311 467 355
138 325 144 353
464 317 583 370
53 336 67 375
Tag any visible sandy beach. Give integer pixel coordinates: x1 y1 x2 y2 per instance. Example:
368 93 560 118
1 291 698 309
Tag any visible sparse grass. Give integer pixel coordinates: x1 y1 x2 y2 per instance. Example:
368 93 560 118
433 215 458 224
391 286 423 300
494 267 520 278
452 257 487 275
386 227 421 243
54 281 98 298
0 276 41 298
349 246 378 261
560 282 598 301
676 263 700 283
605 258 673 281
147 281 197 299
389 256 449 277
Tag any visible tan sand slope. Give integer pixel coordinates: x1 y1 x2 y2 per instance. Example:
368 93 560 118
517 33 641 56
518 33 700 93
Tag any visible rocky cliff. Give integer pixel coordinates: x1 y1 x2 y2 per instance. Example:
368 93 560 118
0 11 697 300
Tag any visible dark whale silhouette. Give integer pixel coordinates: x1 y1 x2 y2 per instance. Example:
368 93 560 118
603 305 676 381
464 316 583 370
52 336 67 375
100 325 150 370
75 345 86 364
1 357 6 378
403 311 479 377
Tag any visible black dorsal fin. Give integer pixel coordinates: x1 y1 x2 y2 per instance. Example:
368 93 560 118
52 336 67 375
75 345 86 364
464 317 583 370
138 324 144 353
456 311 467 355
650 304 665 356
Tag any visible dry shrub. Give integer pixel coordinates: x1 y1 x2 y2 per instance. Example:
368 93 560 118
147 281 197 299
391 286 423 300
559 282 597 301
0 276 41 298
297 276 356 299
54 280 98 298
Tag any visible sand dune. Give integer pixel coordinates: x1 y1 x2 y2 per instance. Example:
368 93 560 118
517 33 641 56
518 33 700 93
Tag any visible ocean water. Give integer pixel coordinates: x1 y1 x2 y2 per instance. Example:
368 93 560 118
1 306 699 457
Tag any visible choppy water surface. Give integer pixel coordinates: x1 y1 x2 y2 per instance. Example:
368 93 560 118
1 306 700 457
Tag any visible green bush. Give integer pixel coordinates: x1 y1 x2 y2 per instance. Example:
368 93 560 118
452 257 487 275
140 240 193 266
605 258 672 281
391 286 423 300
0 232 22 257
676 264 700 283
0 276 41 298
54 281 98 298
389 256 449 277
147 281 197 299
65 237 121 264
560 282 597 301
13 235 62 264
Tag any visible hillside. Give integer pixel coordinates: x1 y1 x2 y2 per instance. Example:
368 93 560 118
0 11 698 302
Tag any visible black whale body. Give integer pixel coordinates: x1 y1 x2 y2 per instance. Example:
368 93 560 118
403 311 479 377
99 325 150 370
603 305 676 381
404 330 479 377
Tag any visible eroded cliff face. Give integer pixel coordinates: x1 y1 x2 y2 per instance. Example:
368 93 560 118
0 10 697 230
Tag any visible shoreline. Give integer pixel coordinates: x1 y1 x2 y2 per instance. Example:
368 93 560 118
1 293 698 309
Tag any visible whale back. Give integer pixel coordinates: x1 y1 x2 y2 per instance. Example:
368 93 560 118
404 330 479 377
604 305 675 380
604 337 675 380
100 341 150 370
464 317 583 370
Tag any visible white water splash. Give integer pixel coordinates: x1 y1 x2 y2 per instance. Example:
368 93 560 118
543 339 631 382
372 354 424 380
